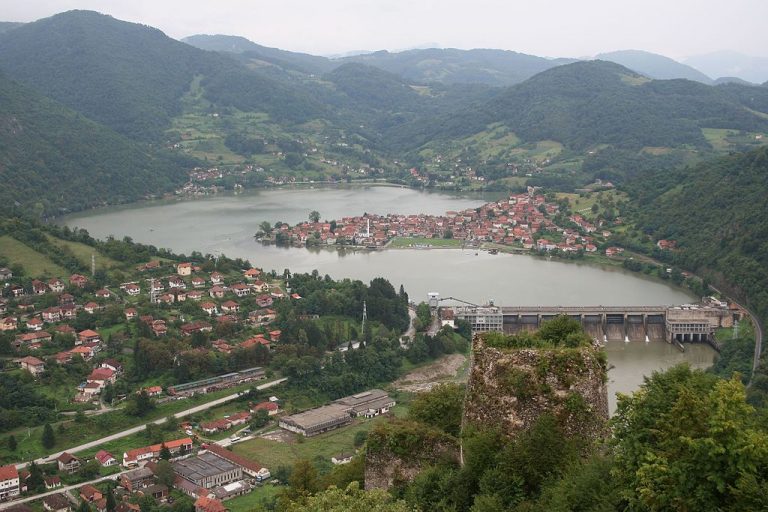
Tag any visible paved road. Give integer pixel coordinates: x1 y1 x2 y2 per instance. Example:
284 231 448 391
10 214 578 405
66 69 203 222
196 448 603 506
709 286 764 381
14 378 287 470
0 470 129 510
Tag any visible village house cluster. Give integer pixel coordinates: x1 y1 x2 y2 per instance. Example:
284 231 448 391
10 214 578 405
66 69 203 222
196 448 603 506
0 262 294 405
261 191 619 254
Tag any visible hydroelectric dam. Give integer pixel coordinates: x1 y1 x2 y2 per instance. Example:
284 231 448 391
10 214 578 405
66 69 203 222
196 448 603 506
439 298 741 347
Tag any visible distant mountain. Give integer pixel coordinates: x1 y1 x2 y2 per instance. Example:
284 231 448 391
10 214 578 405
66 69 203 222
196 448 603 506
182 34 336 75
0 73 189 215
0 21 23 34
338 48 576 86
684 51 768 85
0 11 320 141
395 60 768 151
596 50 712 84
713 76 757 86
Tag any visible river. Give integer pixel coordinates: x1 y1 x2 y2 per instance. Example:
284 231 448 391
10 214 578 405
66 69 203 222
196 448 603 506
61 185 716 413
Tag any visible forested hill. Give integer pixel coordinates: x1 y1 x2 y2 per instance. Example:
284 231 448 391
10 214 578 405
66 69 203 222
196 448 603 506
183 34 573 86
394 60 768 151
182 34 337 75
0 10 320 141
339 48 575 86
0 73 190 216
596 49 713 83
631 146 768 323
0 10 224 141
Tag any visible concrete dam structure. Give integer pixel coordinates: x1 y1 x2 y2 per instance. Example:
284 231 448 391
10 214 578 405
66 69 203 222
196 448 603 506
449 301 739 346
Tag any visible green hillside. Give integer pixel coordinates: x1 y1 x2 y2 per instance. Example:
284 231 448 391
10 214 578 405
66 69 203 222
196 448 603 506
182 34 337 75
629 146 768 324
0 72 189 215
0 11 321 141
475 61 767 149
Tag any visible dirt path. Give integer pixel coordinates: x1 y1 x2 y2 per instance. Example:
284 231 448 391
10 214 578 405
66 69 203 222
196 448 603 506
394 353 468 392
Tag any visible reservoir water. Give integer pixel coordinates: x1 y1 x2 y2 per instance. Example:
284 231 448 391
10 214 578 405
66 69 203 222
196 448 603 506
61 186 716 412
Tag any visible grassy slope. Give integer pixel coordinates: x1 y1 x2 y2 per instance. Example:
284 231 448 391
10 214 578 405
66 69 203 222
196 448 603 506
0 235 68 277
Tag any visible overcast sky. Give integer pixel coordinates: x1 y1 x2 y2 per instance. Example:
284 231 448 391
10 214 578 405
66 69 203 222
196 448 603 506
3 0 767 59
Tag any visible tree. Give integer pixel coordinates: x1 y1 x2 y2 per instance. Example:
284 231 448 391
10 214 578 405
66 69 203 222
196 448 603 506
7 435 16 451
155 459 176 487
42 422 55 449
126 390 155 417
106 489 117 512
309 210 321 223
408 383 465 437
159 443 172 460
79 459 100 479
289 459 320 496
102 382 114 404
77 501 92 512
612 365 768 512
283 482 411 512
27 461 44 493
250 409 270 429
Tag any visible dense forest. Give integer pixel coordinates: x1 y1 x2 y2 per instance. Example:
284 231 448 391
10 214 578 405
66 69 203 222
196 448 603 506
0 73 191 216
393 61 768 151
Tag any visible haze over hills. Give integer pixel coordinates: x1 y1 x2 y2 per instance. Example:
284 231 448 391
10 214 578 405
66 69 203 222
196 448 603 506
685 51 768 85
1 10 768 213
182 34 337 75
183 33 575 86
596 50 713 84
0 21 23 34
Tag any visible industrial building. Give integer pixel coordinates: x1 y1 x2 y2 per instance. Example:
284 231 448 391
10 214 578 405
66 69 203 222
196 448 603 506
172 452 242 489
279 389 396 436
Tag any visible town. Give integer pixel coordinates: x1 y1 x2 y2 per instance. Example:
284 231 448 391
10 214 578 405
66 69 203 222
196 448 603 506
0 236 409 512
256 189 634 257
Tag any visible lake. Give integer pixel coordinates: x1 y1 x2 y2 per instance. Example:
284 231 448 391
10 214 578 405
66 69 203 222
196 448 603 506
62 185 715 412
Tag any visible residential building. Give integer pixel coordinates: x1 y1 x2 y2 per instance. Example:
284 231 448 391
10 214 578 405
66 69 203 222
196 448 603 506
0 464 20 500
194 497 226 512
120 467 155 491
95 450 118 466
57 452 81 474
80 484 103 503
42 493 71 512
19 356 45 377
123 438 193 467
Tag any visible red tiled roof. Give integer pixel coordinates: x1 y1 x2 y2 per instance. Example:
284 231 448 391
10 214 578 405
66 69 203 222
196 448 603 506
0 463 18 481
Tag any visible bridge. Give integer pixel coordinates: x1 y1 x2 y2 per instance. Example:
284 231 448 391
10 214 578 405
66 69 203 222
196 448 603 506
446 302 740 347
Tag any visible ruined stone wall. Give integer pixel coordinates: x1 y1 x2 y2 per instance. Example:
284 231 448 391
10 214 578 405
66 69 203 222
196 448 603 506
462 335 609 442
364 419 460 490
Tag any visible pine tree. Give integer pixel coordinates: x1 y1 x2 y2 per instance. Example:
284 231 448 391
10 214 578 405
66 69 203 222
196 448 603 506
7 435 16 451
42 423 56 449
159 443 172 460
105 490 116 512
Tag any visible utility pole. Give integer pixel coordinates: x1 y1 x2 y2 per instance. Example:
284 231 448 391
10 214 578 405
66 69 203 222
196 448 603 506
361 300 367 339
